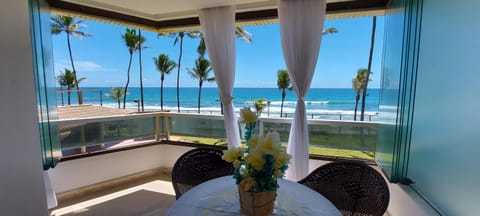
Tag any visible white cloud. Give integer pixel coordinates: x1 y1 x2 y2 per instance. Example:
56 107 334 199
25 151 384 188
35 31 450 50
75 61 103 71
54 59 113 73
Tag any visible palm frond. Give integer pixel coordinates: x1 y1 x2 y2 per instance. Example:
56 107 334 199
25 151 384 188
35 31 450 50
187 57 214 82
106 87 126 99
158 32 175 38
173 35 180 46
277 69 291 90
323 27 338 35
186 30 202 38
76 77 87 84
186 69 198 79
235 27 253 44
153 54 177 75
71 31 93 39
50 15 92 38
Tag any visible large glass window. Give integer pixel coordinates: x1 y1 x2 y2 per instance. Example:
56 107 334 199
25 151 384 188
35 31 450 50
47 13 384 160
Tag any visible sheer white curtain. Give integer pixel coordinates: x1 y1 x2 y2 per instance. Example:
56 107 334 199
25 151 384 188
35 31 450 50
278 0 327 181
199 6 241 148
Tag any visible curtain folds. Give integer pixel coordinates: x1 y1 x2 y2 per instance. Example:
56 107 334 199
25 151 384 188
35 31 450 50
199 6 241 148
278 0 327 181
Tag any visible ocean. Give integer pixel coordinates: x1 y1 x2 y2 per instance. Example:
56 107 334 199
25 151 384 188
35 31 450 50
57 87 379 120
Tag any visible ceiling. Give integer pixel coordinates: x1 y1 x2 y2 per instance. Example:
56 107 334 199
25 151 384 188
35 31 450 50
58 0 281 21
47 0 388 32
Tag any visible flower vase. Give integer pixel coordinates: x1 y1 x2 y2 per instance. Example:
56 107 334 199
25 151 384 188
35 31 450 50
238 186 276 216
244 121 257 145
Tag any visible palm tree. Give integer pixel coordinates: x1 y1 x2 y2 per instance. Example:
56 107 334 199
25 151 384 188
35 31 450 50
105 87 126 108
352 69 369 121
187 57 215 114
51 15 92 105
253 98 267 117
158 31 200 112
360 16 377 121
277 69 291 117
121 28 145 109
196 27 252 58
137 29 149 112
153 54 177 111
57 73 67 106
57 69 86 105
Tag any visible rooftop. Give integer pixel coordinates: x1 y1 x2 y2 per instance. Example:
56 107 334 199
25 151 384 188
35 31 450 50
57 105 136 120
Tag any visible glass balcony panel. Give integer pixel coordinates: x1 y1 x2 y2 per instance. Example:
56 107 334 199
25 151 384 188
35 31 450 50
308 123 376 160
261 122 292 143
58 117 156 150
57 112 376 160
308 124 376 152
169 116 226 139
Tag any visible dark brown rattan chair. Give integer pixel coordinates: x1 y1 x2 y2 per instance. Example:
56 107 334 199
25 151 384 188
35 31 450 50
298 160 390 216
171 147 234 199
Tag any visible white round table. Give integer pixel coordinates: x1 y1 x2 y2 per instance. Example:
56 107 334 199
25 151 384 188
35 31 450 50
167 176 341 216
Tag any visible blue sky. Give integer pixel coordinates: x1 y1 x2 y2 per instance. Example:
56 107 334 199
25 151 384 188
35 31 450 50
52 16 384 88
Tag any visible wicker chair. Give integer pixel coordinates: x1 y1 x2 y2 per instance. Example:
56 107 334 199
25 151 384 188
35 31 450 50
171 147 234 199
298 160 390 216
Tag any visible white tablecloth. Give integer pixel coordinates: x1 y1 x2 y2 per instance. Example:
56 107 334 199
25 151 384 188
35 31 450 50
167 176 341 216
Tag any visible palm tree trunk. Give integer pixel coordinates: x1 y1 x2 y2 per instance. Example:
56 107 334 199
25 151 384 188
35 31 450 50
117 99 120 108
280 90 286 117
160 75 164 111
176 34 184 113
67 33 83 105
139 29 144 112
360 16 376 121
198 38 206 58
123 53 133 109
198 81 203 114
60 86 64 106
354 94 360 121
67 88 71 105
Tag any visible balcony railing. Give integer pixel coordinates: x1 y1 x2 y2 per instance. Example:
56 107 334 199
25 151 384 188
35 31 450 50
55 112 377 159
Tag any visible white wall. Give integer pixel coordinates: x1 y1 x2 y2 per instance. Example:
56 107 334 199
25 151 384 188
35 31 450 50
0 1 48 215
50 145 330 193
49 145 194 193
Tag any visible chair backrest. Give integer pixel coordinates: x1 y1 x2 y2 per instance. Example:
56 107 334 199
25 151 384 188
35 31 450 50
171 147 234 199
298 160 389 216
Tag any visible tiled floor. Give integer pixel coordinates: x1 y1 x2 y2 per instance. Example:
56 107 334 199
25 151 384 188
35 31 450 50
50 173 176 216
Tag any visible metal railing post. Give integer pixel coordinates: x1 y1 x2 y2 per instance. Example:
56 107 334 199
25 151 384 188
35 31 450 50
164 114 171 140
60 90 64 106
100 122 105 148
80 125 86 153
155 115 161 141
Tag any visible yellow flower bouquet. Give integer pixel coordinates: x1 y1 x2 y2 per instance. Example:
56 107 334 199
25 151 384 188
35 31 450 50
223 108 291 192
